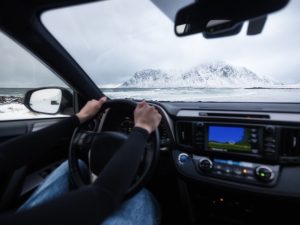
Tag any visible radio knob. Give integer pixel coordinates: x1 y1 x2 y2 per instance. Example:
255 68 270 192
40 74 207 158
255 166 274 182
178 153 189 164
198 158 213 172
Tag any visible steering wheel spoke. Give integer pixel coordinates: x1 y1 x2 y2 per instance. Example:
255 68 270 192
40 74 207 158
73 130 95 147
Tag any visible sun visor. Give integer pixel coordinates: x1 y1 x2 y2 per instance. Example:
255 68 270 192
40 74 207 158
150 0 195 21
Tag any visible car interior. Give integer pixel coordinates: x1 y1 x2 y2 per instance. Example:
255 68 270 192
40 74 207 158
1 0 300 224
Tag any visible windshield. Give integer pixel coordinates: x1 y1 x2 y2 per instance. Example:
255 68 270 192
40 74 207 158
42 0 300 102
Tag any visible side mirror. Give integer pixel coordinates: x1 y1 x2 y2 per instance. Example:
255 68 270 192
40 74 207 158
24 87 73 115
175 0 289 38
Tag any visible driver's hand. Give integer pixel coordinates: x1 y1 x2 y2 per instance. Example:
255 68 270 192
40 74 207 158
134 101 162 134
76 97 107 124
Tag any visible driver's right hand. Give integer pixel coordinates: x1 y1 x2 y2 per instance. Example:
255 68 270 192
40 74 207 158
134 101 162 134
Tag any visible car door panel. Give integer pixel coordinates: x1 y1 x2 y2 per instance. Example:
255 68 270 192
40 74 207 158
0 122 28 143
0 118 65 143
0 117 71 203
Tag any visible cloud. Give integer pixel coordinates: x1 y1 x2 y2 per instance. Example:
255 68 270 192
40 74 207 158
1 0 300 88
0 32 66 88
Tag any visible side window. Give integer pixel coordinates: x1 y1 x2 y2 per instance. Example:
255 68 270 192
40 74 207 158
0 31 71 121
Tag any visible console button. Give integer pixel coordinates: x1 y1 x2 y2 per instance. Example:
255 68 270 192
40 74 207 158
215 164 223 170
198 158 213 172
242 168 249 176
251 134 257 138
251 139 258 144
264 148 275 153
264 143 276 148
233 168 242 175
264 137 276 143
215 170 223 175
223 167 232 174
178 153 189 164
255 166 274 182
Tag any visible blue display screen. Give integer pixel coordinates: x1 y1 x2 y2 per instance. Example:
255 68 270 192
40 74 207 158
208 126 251 152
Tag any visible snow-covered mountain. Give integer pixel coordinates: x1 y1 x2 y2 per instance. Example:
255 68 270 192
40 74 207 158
119 62 277 88
120 69 172 88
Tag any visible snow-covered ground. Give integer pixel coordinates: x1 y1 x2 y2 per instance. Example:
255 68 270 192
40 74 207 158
103 88 300 102
0 103 66 121
1 87 300 121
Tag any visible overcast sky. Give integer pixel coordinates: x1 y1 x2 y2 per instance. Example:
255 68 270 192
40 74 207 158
1 0 300 88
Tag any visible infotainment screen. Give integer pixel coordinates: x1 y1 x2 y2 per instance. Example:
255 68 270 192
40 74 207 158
208 126 252 153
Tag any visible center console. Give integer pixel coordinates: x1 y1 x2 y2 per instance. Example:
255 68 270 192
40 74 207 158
175 121 283 187
177 153 279 186
166 103 300 198
177 121 280 160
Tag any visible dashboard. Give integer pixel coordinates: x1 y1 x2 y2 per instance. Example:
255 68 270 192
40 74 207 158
99 101 300 198
100 104 175 151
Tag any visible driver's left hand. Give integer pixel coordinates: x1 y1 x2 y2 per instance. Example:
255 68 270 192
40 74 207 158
76 97 107 124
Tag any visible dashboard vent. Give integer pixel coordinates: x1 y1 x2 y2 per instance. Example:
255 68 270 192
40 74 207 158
281 128 300 157
204 113 270 119
176 122 193 145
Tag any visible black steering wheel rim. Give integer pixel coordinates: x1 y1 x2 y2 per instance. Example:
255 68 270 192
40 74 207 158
68 99 160 197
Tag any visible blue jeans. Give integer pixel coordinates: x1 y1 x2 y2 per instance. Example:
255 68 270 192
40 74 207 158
19 161 160 225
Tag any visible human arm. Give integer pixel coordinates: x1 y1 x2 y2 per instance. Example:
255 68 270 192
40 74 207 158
0 97 106 174
0 101 161 225
0 127 150 225
0 116 79 175
94 101 162 201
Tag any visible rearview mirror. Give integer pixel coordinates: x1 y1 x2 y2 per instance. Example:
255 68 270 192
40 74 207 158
24 87 73 115
175 0 289 38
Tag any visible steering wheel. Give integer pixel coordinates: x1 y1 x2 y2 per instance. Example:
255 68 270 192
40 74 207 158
68 99 160 197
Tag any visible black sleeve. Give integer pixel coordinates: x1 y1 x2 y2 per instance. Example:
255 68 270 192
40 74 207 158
0 127 149 225
0 116 80 175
